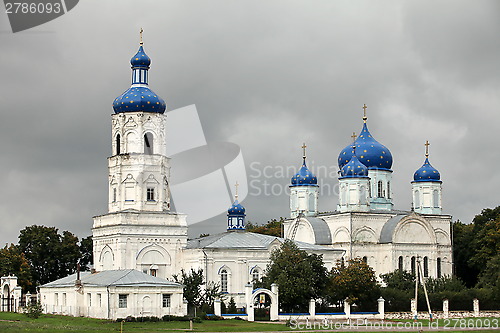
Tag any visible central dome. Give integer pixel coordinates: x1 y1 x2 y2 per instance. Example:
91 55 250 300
113 87 166 113
113 43 166 114
338 123 393 171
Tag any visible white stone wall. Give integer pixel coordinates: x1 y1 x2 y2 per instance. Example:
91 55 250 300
40 285 185 319
93 212 187 279
290 185 318 218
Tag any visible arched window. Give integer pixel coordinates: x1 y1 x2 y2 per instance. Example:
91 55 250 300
251 268 260 282
411 256 416 275
387 181 391 199
341 257 345 267
341 185 347 205
220 269 228 293
112 188 117 202
423 256 429 277
378 181 383 198
144 133 153 154
362 256 368 264
116 134 121 155
308 193 315 212
360 186 366 205
414 190 420 209
398 256 403 271
433 190 440 208
437 258 442 278
368 180 371 197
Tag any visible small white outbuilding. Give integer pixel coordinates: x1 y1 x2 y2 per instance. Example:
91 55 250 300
39 269 186 320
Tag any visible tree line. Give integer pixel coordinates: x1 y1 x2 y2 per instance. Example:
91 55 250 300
0 225 92 292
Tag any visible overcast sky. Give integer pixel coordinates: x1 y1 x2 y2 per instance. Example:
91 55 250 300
1 0 499 245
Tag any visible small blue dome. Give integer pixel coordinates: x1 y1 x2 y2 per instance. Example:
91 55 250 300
228 200 245 216
340 152 369 179
113 86 166 113
130 45 151 68
291 160 318 187
413 158 441 182
338 123 393 171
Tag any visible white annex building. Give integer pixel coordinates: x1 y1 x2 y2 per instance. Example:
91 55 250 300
40 35 452 318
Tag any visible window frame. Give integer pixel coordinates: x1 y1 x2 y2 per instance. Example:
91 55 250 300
162 294 171 308
118 294 128 308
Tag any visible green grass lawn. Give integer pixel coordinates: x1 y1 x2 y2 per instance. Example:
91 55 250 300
0 312 289 332
1 312 499 332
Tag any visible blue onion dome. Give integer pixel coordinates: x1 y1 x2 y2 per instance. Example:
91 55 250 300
130 45 151 68
228 200 246 216
340 150 369 179
113 41 166 114
113 87 166 113
338 123 393 170
291 159 318 187
413 157 441 182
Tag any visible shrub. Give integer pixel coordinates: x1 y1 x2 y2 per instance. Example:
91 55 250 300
24 301 43 319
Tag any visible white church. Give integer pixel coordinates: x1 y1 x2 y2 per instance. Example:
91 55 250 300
38 35 452 319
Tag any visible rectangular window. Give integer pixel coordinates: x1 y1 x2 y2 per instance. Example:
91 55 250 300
97 293 102 307
162 294 171 308
55 293 59 306
118 294 128 308
147 187 155 201
87 293 91 307
62 293 67 306
125 185 135 202
112 188 117 202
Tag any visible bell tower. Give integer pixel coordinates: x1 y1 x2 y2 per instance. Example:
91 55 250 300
92 31 187 278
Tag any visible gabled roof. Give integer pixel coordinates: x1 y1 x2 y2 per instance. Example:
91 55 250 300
186 231 340 252
41 269 182 288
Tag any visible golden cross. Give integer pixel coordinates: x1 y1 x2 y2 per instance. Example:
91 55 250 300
362 104 368 122
234 181 239 200
351 132 357 143
301 143 307 159
140 28 144 45
425 140 430 157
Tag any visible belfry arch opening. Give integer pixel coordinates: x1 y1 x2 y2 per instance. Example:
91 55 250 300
144 132 153 154
116 134 121 155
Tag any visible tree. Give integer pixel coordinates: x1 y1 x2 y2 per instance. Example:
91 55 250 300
326 258 380 310
18 225 82 289
260 240 328 312
227 297 237 314
79 236 93 271
453 221 478 287
453 207 500 288
173 268 204 312
245 218 283 237
0 244 32 292
380 269 415 290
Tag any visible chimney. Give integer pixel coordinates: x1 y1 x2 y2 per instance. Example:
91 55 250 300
75 263 82 287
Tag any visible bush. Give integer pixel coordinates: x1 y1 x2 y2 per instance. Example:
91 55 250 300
24 301 43 319
162 315 192 322
380 288 412 312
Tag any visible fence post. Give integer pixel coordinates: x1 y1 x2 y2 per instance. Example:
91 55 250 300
473 298 479 317
214 298 221 316
377 297 385 319
442 299 449 319
344 299 351 322
411 298 417 319
309 299 316 319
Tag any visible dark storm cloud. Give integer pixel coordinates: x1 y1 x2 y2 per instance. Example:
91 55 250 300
0 0 499 243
